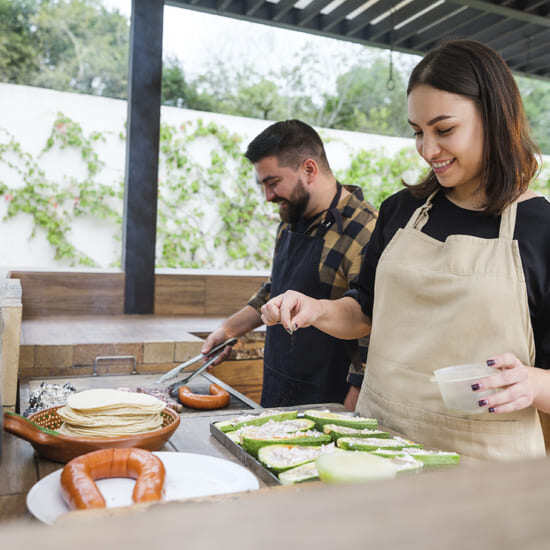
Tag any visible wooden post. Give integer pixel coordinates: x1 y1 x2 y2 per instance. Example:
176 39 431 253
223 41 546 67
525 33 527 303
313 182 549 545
122 0 164 313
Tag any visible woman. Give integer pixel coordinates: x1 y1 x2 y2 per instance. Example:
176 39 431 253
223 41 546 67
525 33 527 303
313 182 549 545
261 40 550 460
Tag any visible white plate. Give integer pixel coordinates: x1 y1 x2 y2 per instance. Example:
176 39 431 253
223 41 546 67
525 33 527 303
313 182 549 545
27 452 259 524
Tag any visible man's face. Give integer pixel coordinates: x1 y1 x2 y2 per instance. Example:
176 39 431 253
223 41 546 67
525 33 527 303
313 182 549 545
254 156 311 223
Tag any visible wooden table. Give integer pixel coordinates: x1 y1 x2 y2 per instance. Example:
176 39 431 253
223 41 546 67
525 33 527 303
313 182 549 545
0 372 345 523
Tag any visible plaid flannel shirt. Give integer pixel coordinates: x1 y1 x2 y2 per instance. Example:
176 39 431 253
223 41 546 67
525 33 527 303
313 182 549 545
248 184 377 387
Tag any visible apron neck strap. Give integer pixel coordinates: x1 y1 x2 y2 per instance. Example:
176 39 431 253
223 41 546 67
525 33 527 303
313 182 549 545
499 201 518 240
316 182 343 236
406 189 439 231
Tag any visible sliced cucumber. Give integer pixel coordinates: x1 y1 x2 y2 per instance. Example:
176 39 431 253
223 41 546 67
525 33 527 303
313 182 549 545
323 423 390 441
242 431 331 457
405 448 460 466
225 430 242 444
316 451 397 484
258 443 335 473
225 418 316 446
304 410 378 430
389 455 424 473
214 410 298 433
279 462 319 485
370 449 407 458
337 436 422 452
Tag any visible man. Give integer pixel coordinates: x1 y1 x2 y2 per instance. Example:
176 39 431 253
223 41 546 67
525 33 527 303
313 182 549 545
202 120 377 409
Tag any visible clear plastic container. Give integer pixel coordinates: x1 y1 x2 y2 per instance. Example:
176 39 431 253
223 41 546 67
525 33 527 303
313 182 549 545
432 363 499 414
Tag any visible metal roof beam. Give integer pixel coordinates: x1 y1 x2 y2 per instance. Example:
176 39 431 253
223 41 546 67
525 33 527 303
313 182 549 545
272 0 297 22
484 23 545 52
516 59 550 74
408 8 487 49
246 0 267 16
344 0 397 37
390 3 461 48
297 0 336 26
468 15 526 43
503 34 550 62
450 0 550 27
366 0 435 42
498 27 550 55
321 0 371 33
509 47 550 71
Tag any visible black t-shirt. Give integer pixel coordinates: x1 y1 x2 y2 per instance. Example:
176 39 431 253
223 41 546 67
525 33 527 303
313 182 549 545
347 189 550 369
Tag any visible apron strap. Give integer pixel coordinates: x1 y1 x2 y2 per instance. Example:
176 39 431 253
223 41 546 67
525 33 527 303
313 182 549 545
499 201 518 240
316 182 343 238
406 189 439 231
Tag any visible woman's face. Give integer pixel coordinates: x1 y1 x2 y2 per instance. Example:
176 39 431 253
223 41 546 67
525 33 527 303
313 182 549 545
408 84 484 198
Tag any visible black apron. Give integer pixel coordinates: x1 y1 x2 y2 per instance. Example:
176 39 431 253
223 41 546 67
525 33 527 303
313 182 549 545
261 184 352 407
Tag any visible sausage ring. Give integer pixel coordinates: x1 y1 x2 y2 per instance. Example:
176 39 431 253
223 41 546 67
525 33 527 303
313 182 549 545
178 383 230 410
60 448 165 510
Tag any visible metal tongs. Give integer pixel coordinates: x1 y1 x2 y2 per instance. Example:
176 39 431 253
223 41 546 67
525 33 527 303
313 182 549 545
155 337 238 397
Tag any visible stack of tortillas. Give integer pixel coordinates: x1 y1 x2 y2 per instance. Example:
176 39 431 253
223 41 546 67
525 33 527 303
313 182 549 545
56 389 165 438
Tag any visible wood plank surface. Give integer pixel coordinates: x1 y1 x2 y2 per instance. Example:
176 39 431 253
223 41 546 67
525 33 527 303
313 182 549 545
154 274 206 315
210 359 263 404
21 315 205 346
0 430 38 496
0 495 31 523
11 271 125 318
205 275 267 316
12 271 269 319
3 455 550 549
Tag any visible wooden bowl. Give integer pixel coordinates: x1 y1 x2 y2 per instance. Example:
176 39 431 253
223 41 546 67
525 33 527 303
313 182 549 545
4 406 180 463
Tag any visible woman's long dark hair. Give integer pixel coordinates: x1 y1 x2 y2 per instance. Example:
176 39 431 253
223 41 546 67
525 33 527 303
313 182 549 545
406 40 540 215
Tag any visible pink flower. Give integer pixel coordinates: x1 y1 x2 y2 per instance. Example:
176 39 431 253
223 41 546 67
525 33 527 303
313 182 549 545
4 194 13 202
55 122 66 134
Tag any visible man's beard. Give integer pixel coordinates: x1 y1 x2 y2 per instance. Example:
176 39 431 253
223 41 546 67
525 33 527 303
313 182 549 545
277 179 310 223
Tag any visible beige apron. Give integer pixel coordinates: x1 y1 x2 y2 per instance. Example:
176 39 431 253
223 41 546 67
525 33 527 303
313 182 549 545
356 191 545 460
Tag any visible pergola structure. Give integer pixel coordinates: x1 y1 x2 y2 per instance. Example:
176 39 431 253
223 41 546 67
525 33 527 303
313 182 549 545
123 0 550 313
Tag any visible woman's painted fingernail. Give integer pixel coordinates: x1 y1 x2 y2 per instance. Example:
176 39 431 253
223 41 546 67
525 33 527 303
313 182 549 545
487 359 496 366
488 407 495 413
478 399 488 407
471 383 480 391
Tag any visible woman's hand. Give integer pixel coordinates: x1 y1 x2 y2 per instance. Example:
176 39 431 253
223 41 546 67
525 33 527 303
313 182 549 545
261 290 325 333
472 353 539 413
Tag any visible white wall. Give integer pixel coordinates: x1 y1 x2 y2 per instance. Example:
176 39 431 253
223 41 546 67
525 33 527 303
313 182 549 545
0 83 547 274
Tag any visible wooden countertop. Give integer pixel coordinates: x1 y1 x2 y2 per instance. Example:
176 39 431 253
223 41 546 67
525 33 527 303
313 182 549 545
2 445 550 549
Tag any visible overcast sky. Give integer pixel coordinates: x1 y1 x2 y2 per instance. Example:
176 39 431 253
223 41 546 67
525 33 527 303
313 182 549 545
101 0 419 82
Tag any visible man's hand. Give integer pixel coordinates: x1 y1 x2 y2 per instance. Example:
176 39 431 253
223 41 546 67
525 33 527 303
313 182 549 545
344 385 360 411
261 290 325 333
201 327 233 367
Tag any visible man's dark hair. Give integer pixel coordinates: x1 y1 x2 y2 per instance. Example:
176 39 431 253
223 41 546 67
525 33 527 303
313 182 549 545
406 39 540 215
245 119 331 173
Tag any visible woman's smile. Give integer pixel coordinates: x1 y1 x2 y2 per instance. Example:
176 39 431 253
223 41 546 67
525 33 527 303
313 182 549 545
432 159 455 174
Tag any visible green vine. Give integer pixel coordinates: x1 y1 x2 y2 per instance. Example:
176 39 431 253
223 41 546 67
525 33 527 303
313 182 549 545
1 114 549 269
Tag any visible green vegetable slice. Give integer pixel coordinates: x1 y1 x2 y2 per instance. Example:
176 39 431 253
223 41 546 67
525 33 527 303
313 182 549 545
303 410 378 430
316 451 397 484
279 462 319 485
214 411 298 433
